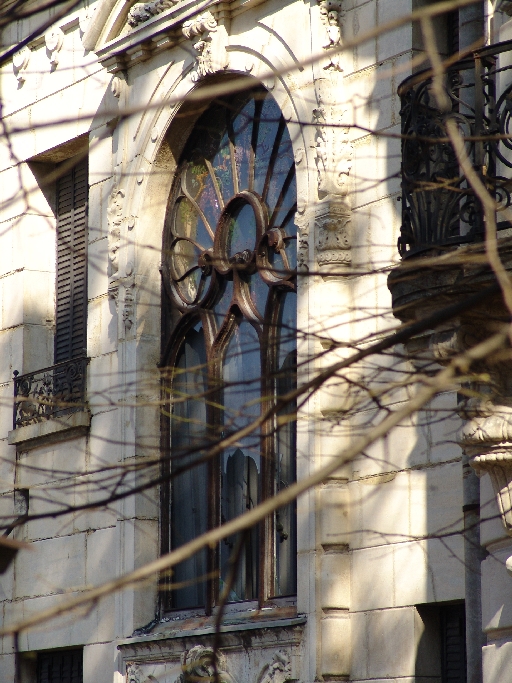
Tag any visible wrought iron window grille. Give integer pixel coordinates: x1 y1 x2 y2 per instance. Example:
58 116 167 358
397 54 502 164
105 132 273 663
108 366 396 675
398 39 512 258
13 357 89 429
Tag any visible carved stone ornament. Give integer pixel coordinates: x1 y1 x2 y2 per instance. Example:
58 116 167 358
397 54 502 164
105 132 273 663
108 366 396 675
177 646 234 683
296 208 310 272
111 73 126 99
107 188 124 279
318 0 343 72
122 278 135 333
13 47 30 84
127 0 178 28
45 26 64 67
126 663 158 683
315 199 351 273
460 405 512 533
313 72 352 199
182 12 228 82
257 652 294 683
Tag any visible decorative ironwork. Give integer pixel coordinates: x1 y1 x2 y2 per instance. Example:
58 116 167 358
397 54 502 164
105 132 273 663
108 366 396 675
398 40 512 257
13 357 88 428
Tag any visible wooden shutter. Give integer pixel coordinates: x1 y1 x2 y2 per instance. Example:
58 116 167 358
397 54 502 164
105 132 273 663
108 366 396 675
55 157 88 363
441 603 467 683
37 649 83 683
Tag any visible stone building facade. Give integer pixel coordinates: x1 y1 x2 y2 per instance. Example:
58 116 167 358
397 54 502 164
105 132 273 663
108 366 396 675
1 0 512 682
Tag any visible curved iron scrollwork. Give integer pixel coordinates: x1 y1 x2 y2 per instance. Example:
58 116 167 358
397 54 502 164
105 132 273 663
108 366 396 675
13 357 89 428
398 44 512 258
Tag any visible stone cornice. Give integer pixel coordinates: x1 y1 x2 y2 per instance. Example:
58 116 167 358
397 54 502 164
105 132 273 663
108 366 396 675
96 0 214 71
95 0 262 71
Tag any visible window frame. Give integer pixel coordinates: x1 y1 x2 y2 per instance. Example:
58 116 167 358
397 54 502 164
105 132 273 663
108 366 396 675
160 88 298 615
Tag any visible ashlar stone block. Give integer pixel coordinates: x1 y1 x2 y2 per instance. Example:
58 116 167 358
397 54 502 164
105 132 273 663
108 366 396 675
367 606 416 678
14 533 86 599
318 483 349 547
320 613 350 676
320 551 350 609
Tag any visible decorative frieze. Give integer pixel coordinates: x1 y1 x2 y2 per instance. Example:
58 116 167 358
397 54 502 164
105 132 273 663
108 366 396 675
182 11 228 81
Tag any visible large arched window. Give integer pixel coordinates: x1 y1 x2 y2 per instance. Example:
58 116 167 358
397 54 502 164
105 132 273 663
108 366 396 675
161 88 297 611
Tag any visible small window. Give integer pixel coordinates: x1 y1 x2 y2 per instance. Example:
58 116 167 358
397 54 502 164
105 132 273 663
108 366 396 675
416 602 467 683
37 649 83 683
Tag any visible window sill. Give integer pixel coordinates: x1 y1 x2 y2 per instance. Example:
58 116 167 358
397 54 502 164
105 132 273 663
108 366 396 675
7 410 91 450
117 615 306 647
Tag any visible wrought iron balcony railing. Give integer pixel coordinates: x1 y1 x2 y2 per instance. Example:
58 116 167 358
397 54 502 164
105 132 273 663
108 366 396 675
398 39 512 258
13 357 89 429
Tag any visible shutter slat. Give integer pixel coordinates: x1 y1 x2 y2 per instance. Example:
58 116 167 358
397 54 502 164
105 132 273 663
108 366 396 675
55 157 88 363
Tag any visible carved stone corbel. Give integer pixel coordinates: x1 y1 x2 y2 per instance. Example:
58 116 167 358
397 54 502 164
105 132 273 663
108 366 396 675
460 405 512 533
45 27 64 68
182 12 228 81
13 48 30 85
315 199 351 275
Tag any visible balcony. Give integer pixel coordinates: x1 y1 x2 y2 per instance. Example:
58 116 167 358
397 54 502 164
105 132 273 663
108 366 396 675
9 357 90 448
397 39 512 258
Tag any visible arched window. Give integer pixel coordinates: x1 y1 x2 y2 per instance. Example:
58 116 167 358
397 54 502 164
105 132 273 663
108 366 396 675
161 89 297 611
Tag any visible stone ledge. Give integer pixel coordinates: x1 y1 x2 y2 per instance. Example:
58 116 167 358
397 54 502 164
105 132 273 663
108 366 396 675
117 616 307 647
7 411 91 450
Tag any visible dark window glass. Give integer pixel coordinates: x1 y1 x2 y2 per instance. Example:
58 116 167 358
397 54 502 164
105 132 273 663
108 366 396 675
162 89 297 610
37 649 83 683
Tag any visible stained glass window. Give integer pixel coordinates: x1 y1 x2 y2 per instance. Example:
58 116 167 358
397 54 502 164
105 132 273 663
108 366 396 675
161 89 297 610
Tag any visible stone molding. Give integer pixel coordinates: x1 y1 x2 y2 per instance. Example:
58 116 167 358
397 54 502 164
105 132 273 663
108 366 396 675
7 410 91 450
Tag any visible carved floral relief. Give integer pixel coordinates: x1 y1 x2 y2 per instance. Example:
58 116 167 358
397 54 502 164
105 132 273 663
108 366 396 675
127 0 179 28
313 0 353 274
182 11 228 81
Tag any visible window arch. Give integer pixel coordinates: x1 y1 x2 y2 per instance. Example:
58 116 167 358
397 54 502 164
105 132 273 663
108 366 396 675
161 88 297 611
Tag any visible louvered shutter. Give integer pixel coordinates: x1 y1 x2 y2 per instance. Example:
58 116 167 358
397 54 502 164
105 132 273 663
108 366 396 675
55 158 88 363
441 603 467 683
37 649 83 683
